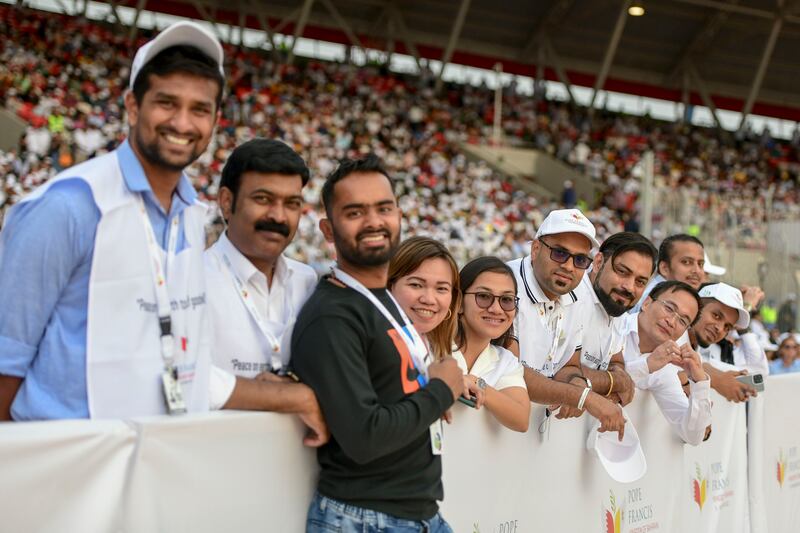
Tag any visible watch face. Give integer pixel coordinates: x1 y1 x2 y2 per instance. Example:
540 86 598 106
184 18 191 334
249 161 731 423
477 378 487 390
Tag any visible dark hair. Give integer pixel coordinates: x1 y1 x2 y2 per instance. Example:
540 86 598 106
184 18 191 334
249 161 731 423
648 280 703 325
131 45 225 110
456 257 518 350
321 154 393 217
599 232 658 274
657 234 704 276
219 138 310 206
388 237 461 361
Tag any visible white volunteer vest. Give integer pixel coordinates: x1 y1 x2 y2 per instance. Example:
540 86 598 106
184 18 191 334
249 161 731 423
16 150 211 418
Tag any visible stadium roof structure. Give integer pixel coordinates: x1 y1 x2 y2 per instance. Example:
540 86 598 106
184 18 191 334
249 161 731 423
91 0 800 123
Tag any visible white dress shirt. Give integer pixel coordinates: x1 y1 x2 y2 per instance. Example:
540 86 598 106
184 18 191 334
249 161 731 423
452 344 526 390
621 313 712 445
698 333 770 376
205 232 317 377
508 256 583 377
574 275 625 370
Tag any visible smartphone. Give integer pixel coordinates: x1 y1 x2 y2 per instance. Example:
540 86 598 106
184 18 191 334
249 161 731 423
736 373 765 392
458 395 478 408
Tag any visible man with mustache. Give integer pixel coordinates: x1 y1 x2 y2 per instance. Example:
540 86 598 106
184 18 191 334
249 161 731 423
621 281 711 445
564 232 658 409
687 283 768 402
507 209 626 438
291 155 465 532
631 234 706 313
205 138 316 379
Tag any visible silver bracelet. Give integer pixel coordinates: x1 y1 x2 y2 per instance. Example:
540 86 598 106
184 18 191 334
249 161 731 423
577 386 591 410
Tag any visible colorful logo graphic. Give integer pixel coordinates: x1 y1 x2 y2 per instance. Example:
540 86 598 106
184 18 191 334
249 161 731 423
605 490 621 533
778 449 787 488
693 463 707 510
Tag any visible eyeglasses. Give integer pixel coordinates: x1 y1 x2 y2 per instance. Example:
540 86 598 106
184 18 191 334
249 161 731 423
538 239 593 269
464 291 519 311
652 298 692 330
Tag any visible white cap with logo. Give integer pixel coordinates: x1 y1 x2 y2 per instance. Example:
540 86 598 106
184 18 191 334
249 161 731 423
535 208 600 249
698 283 750 329
129 21 224 90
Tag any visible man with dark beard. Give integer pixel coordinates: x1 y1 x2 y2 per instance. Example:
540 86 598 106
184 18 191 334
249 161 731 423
290 155 465 532
564 232 658 409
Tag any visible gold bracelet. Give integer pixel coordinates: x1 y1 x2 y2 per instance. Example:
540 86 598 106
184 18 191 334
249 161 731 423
605 370 614 397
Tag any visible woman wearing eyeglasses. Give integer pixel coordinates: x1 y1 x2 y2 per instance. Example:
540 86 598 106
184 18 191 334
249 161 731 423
452 257 531 432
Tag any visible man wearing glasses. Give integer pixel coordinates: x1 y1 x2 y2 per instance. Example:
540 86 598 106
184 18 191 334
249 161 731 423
507 209 626 438
621 280 711 445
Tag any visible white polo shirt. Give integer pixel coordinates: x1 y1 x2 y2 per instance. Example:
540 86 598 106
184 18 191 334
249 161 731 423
574 274 625 371
205 231 317 377
508 256 583 378
620 313 712 445
452 344 526 390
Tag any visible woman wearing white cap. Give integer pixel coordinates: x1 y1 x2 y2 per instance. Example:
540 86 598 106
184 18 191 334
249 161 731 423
452 257 530 432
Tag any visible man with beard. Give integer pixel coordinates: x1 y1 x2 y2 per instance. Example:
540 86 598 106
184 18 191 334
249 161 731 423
507 209 626 437
631 234 705 313
0 24 328 442
564 232 657 409
687 283 768 402
291 155 465 532
621 281 711 445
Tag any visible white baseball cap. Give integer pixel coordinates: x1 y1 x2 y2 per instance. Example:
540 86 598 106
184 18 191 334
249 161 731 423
535 208 600 249
698 283 750 329
587 412 647 483
703 252 726 276
129 21 224 90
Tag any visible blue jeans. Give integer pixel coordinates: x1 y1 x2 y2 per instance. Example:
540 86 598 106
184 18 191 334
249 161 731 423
306 492 453 533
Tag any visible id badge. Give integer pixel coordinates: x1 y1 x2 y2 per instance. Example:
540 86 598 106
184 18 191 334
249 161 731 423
162 368 187 415
429 419 444 455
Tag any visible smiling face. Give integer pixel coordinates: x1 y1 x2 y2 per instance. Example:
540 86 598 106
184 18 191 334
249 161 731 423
320 171 401 269
125 72 218 172
640 288 699 345
590 250 653 317
391 257 454 335
220 171 304 272
460 271 517 343
660 241 705 290
692 300 739 347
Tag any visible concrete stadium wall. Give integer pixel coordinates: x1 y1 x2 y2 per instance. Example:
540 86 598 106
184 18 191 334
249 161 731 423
0 109 26 152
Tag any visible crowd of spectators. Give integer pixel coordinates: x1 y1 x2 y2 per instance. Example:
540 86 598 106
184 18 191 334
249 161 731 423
1 4 799 269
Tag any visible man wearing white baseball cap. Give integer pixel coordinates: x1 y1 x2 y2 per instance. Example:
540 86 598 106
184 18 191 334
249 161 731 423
0 22 327 443
507 209 626 438
687 283 770 402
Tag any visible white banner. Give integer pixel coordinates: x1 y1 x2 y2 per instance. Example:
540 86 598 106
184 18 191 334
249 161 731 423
748 374 800 533
0 384 788 533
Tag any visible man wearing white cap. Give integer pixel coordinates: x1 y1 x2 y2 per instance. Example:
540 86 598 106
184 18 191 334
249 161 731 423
687 283 769 402
621 280 711 445
0 23 327 442
507 209 625 436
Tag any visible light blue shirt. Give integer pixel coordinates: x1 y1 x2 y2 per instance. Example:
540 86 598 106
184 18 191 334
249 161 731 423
769 358 800 375
0 140 197 420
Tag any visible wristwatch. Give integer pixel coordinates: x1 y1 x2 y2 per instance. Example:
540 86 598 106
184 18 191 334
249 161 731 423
476 377 487 390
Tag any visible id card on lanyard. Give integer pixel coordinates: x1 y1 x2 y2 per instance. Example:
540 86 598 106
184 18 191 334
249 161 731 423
538 303 565 377
332 267 442 454
219 250 291 372
138 195 186 415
